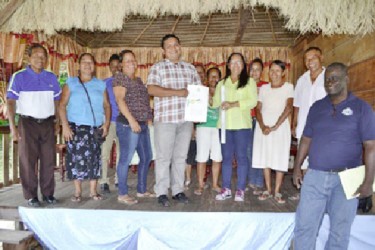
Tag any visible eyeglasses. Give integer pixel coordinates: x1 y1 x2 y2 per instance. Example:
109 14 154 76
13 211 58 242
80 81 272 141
229 61 243 66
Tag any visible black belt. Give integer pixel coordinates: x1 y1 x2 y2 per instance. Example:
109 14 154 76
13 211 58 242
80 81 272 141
21 115 55 124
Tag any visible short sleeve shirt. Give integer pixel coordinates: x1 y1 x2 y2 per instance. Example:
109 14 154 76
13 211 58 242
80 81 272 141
104 77 119 122
303 93 375 170
294 69 326 138
113 73 152 122
6 66 61 119
146 59 201 123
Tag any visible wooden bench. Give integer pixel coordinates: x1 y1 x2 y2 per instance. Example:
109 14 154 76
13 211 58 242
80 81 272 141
0 206 34 250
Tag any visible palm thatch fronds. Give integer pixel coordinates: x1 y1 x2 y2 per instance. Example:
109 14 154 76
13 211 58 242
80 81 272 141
0 0 374 36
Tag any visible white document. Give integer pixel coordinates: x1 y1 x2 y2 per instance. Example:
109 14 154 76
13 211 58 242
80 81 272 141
184 85 209 122
338 165 375 199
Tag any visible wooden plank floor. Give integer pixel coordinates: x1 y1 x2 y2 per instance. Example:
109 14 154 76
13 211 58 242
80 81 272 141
0 167 374 214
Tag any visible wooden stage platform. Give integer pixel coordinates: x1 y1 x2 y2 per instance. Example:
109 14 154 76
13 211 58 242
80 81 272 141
0 167 374 214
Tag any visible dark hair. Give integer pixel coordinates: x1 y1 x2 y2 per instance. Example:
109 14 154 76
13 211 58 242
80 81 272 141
250 58 264 70
270 60 286 71
326 62 348 75
304 47 322 56
109 54 120 64
161 34 180 48
78 53 95 64
195 64 205 72
28 43 48 57
207 67 222 79
119 50 135 63
224 53 248 89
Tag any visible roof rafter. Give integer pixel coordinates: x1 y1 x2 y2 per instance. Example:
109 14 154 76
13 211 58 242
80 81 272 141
199 14 211 45
234 7 251 46
0 0 25 27
267 11 278 45
170 16 181 33
132 18 156 45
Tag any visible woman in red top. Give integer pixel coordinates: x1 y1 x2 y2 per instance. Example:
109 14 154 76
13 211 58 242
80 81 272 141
247 58 268 195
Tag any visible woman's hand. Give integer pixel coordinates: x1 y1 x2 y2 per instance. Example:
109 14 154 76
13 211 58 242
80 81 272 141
261 125 271 135
62 124 74 141
129 119 141 133
100 124 109 137
221 101 232 110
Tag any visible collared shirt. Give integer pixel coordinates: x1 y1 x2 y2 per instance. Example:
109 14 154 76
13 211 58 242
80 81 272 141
113 73 152 122
212 77 257 130
6 66 61 119
66 77 106 126
104 77 119 122
304 93 375 171
147 59 201 123
294 68 326 138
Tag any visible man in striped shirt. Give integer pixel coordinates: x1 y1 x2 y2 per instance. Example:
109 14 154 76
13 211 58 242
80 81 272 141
147 34 201 207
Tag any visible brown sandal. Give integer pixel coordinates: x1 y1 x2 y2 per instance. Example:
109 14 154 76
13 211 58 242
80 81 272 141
274 193 286 204
90 193 103 201
194 187 203 196
118 195 138 205
71 195 82 202
258 191 273 201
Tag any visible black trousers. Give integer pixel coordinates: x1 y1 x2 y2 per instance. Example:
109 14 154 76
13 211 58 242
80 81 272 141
18 116 56 199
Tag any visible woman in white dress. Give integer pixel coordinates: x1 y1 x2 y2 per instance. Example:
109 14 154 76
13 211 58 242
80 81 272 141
252 60 294 204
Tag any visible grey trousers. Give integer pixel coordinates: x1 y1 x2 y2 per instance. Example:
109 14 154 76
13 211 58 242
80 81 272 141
153 121 193 196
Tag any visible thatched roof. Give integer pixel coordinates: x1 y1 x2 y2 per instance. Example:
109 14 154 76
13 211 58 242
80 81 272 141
0 0 374 47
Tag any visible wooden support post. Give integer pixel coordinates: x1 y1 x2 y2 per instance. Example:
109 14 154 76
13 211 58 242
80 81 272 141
12 142 19 183
2 134 10 186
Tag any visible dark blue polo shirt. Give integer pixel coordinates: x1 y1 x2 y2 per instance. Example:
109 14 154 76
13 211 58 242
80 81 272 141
303 93 375 171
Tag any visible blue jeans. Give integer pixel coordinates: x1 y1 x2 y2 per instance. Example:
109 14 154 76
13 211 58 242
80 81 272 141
116 122 152 195
247 118 264 187
294 169 358 250
220 129 251 191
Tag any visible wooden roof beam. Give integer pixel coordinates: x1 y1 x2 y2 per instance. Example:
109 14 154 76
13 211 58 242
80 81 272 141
267 11 279 45
170 16 181 33
0 0 25 27
234 7 251 46
199 14 212 45
132 18 156 45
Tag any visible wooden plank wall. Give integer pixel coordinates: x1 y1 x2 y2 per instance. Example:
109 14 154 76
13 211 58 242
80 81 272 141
291 33 375 110
348 57 375 109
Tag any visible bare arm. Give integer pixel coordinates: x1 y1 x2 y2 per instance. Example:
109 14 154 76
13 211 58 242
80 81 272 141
101 91 111 137
255 101 271 135
292 107 299 138
355 140 375 198
58 85 73 141
6 99 19 142
221 101 239 110
147 85 188 97
293 136 312 188
271 98 293 131
113 86 141 133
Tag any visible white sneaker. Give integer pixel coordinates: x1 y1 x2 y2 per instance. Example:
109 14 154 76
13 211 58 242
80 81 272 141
215 188 232 200
234 189 245 202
